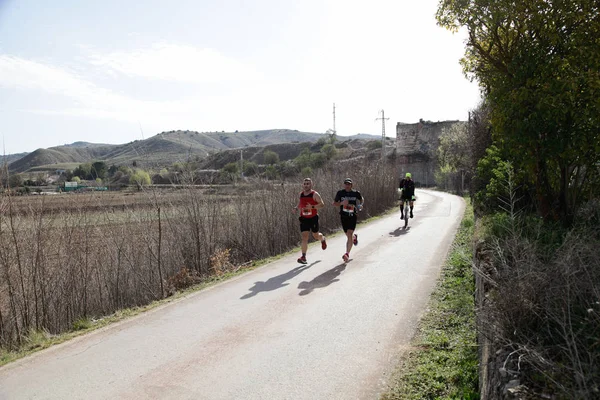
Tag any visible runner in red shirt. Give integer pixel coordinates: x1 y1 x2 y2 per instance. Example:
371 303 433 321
293 177 327 264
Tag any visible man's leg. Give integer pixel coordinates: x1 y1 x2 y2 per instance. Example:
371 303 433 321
301 231 310 254
298 222 310 263
346 229 354 254
409 200 414 218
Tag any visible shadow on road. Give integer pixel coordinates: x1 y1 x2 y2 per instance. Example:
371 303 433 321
389 226 411 237
297 263 347 296
240 261 319 299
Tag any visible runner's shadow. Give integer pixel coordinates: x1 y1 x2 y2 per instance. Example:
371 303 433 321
240 261 319 299
297 263 347 296
389 226 411 237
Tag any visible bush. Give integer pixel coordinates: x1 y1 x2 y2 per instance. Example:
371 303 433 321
367 140 382 150
478 207 600 399
263 150 279 165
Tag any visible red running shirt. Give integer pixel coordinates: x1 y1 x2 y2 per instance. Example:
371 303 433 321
299 190 318 218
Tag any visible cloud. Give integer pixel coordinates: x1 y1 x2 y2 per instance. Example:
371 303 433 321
0 54 205 123
88 42 260 83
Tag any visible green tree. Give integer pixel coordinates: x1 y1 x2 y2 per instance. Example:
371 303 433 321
326 129 337 144
8 174 23 188
222 162 239 174
129 169 151 189
265 165 279 180
263 150 279 165
437 0 600 223
436 122 470 193
91 161 107 180
107 164 118 177
311 153 327 168
243 161 259 176
301 167 313 178
320 143 337 160
367 140 382 150
74 163 92 179
294 149 313 170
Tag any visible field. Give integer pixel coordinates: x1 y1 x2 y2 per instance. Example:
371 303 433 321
0 165 399 350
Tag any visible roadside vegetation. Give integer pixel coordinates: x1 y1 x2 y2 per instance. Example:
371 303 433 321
383 1 600 398
386 1 599 397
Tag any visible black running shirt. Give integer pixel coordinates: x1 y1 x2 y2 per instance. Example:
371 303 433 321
334 189 363 216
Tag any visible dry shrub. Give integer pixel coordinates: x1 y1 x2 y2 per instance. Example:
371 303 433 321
166 268 199 292
210 248 233 276
479 208 600 399
0 158 400 349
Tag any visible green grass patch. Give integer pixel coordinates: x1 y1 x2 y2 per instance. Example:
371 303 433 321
382 198 479 400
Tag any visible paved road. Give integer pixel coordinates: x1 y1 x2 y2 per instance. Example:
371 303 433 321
0 190 465 400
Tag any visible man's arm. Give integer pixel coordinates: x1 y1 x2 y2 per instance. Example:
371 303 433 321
332 191 344 207
292 195 301 214
312 191 325 210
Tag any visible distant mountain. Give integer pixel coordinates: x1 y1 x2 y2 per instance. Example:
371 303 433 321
1 152 29 166
8 129 380 173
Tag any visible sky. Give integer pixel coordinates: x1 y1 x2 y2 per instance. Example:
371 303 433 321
0 0 481 154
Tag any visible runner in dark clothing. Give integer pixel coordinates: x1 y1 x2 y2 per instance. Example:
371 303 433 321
332 178 364 263
398 172 415 219
293 177 327 264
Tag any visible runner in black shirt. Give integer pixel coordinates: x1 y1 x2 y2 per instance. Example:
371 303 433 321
398 172 415 219
332 178 364 263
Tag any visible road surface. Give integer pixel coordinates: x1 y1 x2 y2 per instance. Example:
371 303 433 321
0 190 465 400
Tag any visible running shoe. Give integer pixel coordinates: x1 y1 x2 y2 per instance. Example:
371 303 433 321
321 237 327 250
297 256 307 264
342 253 349 262
353 234 358 246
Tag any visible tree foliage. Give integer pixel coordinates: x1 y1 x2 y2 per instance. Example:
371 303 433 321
438 0 600 223
263 150 279 165
436 122 471 193
320 143 337 160
129 169 151 188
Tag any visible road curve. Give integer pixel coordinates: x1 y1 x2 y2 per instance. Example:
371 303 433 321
0 190 465 400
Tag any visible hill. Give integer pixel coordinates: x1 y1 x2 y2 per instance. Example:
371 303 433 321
8 129 380 173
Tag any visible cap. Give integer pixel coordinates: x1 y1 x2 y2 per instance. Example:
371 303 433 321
405 172 412 178
343 178 353 184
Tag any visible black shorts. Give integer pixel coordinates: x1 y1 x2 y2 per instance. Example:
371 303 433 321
299 215 319 233
400 194 414 202
340 214 357 232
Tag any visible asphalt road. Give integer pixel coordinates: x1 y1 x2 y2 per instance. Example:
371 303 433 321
0 190 465 400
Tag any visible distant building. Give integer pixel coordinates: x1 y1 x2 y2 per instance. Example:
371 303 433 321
395 120 464 186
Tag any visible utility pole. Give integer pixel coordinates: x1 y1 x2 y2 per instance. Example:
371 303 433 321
375 109 389 160
240 149 244 180
333 103 336 135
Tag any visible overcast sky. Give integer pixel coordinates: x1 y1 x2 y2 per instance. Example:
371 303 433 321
0 0 481 154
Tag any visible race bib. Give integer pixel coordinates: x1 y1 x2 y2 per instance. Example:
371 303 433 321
302 207 312 216
343 204 355 213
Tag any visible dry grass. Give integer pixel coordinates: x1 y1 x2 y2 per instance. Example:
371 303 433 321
0 162 398 352
478 208 600 399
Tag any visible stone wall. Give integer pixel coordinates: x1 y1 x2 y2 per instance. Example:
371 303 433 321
395 120 464 186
